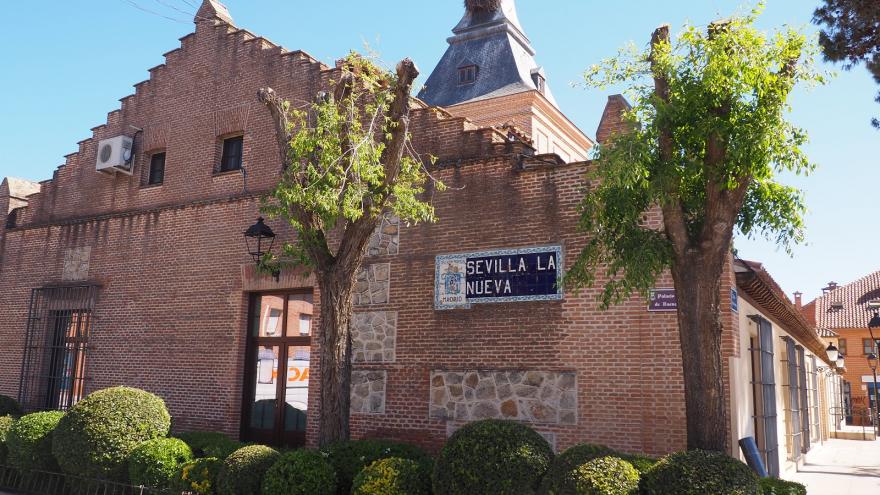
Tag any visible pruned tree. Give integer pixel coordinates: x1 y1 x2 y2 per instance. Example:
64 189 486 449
567 7 824 452
257 54 439 446
813 0 880 127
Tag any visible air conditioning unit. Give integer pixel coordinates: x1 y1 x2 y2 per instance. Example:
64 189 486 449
95 136 134 175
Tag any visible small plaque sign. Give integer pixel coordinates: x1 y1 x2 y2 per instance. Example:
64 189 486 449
731 288 739 313
435 246 563 310
648 288 677 312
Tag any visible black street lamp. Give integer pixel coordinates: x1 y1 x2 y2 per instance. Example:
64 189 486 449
868 312 880 435
244 217 279 280
826 342 839 363
868 352 880 437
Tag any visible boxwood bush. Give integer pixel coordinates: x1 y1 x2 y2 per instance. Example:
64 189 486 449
353 457 431 495
540 444 618 494
433 419 554 495
759 477 807 495
0 396 22 418
0 416 14 465
568 456 639 495
261 449 336 495
324 439 431 495
52 387 171 481
216 444 279 495
128 437 193 489
177 431 241 460
6 411 65 474
175 457 223 495
639 450 760 495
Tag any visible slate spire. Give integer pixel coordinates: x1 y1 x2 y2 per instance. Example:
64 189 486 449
418 0 556 108
196 0 233 24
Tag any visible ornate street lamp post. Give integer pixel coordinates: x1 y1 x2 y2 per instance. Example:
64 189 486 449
868 312 880 435
868 352 880 437
244 217 279 280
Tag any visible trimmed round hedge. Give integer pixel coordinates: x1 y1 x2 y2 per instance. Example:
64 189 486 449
6 411 65 473
177 431 241 459
0 416 14 464
540 443 657 494
52 387 171 481
175 457 223 495
0 396 22 418
353 457 431 495
261 449 336 495
324 439 431 495
128 437 193 489
569 456 639 495
216 445 279 495
639 450 760 495
759 477 807 495
433 419 554 495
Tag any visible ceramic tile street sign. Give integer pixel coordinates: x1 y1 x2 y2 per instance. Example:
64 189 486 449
435 245 563 310
648 288 677 312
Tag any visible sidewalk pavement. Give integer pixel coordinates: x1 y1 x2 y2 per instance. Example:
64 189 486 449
789 438 880 494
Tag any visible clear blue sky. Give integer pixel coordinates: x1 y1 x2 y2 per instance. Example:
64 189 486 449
1 1 877 302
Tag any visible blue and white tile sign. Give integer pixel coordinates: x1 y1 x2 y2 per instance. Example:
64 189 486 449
435 245 564 310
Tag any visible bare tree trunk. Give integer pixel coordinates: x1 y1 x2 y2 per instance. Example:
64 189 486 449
316 267 357 447
671 252 729 452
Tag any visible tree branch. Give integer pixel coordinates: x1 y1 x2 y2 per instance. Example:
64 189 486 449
336 59 420 264
257 87 336 270
650 25 690 256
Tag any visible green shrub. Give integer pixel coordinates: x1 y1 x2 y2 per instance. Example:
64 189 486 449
568 456 639 495
639 450 760 495
261 449 336 495
540 444 657 494
324 439 432 495
433 419 553 495
52 386 171 481
216 444 279 495
353 457 431 495
759 477 807 495
0 415 14 464
0 396 22 418
540 444 618 494
177 431 241 459
128 437 193 489
621 454 656 475
6 411 65 473
175 457 223 495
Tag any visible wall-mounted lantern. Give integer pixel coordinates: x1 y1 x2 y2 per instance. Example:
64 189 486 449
244 217 279 280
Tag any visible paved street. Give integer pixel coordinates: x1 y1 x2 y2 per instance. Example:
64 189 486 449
790 438 880 494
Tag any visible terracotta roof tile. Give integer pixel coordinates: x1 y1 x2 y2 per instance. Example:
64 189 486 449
810 269 880 330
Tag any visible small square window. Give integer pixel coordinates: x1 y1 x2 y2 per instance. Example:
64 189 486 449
220 136 244 172
458 65 477 85
147 152 165 185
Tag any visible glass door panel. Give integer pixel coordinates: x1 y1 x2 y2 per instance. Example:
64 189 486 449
250 345 280 431
286 294 314 337
256 295 285 337
284 345 310 437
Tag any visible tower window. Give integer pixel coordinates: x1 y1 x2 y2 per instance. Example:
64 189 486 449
148 152 166 185
219 135 244 172
532 72 546 94
458 65 477 85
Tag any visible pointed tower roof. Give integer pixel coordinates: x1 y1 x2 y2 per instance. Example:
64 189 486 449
196 0 233 25
418 0 557 108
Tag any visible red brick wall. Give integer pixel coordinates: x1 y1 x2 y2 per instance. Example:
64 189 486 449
0 14 756 458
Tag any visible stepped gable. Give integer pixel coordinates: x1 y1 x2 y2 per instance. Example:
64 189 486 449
7 1 535 228
418 0 557 108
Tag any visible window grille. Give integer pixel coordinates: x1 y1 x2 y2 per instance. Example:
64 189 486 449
19 286 98 412
782 337 803 461
749 316 780 477
796 346 810 453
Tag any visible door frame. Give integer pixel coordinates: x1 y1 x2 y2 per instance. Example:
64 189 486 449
240 290 313 447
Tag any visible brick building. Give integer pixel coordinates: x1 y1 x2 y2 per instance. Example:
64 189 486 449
802 272 880 427
0 0 836 464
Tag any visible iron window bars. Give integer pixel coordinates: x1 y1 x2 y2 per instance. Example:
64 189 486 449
19 285 98 412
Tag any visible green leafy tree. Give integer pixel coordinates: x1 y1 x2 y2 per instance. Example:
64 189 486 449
813 0 880 127
257 54 438 446
567 6 823 452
